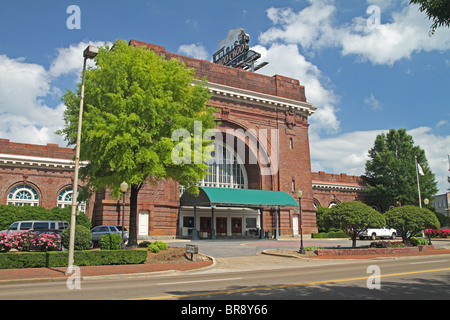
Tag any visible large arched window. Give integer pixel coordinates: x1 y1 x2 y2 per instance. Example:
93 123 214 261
180 142 248 195
7 184 39 206
202 142 247 189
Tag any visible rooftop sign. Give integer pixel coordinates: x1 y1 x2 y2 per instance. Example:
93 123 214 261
213 28 267 71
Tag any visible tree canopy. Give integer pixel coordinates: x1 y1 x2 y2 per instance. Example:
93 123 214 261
321 201 385 247
58 40 217 246
364 128 438 212
385 205 440 243
410 0 450 35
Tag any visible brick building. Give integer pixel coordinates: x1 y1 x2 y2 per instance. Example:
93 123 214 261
0 40 368 239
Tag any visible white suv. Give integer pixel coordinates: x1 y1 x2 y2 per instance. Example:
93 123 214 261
359 227 397 240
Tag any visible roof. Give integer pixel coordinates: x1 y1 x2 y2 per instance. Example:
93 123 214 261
180 187 299 208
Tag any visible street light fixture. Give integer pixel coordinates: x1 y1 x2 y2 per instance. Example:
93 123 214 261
120 181 129 245
424 198 432 245
296 189 305 254
65 45 98 276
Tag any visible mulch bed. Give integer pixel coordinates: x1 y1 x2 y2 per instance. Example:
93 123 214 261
264 247 450 259
146 246 212 264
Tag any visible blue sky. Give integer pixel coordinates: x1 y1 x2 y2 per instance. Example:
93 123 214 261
0 0 449 193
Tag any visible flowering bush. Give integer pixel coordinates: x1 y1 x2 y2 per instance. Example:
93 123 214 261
0 230 62 252
34 233 62 251
0 232 14 252
424 229 450 238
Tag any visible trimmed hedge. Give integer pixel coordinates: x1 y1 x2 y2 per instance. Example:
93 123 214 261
0 249 147 269
312 231 348 239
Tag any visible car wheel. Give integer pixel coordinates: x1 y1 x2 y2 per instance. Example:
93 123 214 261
371 233 376 240
391 233 396 240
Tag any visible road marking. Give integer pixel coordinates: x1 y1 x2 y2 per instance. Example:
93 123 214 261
132 267 450 300
156 277 242 286
410 260 448 265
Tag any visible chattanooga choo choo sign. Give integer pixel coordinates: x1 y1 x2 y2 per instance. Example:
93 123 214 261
213 28 261 69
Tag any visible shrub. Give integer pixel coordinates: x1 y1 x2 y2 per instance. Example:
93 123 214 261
0 249 148 269
147 243 160 253
0 205 91 231
409 238 428 246
99 233 122 250
138 241 152 248
62 225 92 250
147 241 168 253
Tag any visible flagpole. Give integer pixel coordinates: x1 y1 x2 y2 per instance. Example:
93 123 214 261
415 156 422 208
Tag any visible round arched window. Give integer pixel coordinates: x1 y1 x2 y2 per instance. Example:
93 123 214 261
57 188 73 208
7 184 39 206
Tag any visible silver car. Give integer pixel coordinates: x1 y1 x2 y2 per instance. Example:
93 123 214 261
90 225 124 243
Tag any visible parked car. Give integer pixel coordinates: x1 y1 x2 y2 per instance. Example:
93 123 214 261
115 225 128 242
359 227 397 240
1 220 69 235
90 225 123 243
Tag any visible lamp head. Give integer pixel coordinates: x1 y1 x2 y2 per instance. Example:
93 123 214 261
83 45 98 59
120 181 129 193
296 189 303 199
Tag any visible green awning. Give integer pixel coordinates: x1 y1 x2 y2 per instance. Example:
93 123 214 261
180 187 299 208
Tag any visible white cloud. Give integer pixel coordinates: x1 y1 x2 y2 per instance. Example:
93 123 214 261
259 1 450 66
409 127 450 194
178 43 210 61
253 43 340 135
0 41 107 146
364 94 382 110
49 41 109 79
309 127 450 194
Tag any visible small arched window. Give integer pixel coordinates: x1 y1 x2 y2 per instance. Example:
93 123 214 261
7 184 39 206
57 188 73 208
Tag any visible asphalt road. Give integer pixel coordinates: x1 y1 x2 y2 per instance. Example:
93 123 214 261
0 253 448 301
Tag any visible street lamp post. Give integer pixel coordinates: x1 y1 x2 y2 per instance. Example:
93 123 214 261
65 45 98 276
296 189 305 254
424 198 432 245
120 181 129 245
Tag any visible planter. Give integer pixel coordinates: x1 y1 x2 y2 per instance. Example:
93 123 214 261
314 245 434 256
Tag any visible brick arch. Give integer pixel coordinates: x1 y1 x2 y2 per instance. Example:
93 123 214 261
214 120 277 190
5 181 42 206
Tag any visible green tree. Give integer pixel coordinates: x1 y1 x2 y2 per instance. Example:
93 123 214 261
321 201 385 248
385 205 440 243
58 40 217 246
365 128 438 212
410 0 450 35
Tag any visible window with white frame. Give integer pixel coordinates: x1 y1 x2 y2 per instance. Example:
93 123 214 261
57 187 73 208
7 184 39 207
57 187 86 213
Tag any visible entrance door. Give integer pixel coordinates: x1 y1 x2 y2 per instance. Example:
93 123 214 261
138 211 149 237
231 218 242 236
292 215 299 236
216 217 227 236
200 217 211 238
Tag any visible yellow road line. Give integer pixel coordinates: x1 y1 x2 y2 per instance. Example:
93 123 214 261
131 267 450 300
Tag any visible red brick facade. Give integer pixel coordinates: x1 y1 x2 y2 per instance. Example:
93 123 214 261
0 40 368 239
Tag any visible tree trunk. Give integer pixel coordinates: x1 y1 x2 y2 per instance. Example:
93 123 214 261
127 184 139 247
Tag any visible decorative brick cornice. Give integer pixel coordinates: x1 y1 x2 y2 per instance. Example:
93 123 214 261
205 81 317 117
0 154 88 170
312 181 369 193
